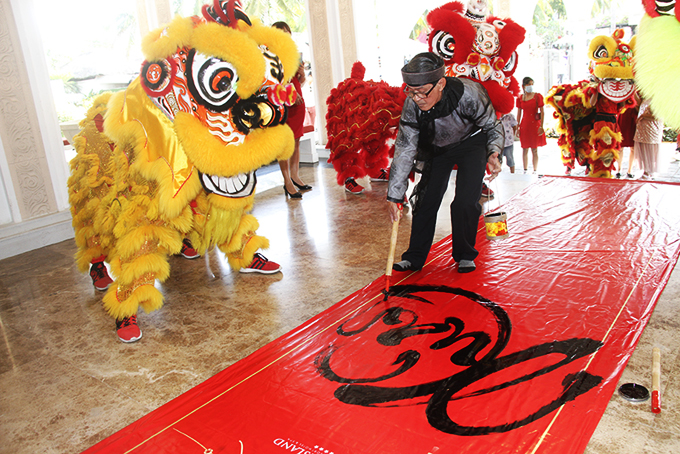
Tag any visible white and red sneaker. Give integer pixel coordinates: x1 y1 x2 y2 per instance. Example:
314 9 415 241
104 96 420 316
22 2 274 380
344 177 364 194
370 168 389 182
90 260 113 291
179 238 200 259
481 183 494 198
239 253 282 274
116 314 142 343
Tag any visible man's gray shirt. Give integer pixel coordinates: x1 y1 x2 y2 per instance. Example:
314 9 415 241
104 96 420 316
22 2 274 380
387 77 504 202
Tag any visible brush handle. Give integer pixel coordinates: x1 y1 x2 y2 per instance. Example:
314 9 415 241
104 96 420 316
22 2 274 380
652 347 661 413
385 219 400 289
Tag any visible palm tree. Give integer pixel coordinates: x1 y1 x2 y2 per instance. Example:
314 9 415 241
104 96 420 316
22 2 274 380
533 0 568 47
591 0 613 18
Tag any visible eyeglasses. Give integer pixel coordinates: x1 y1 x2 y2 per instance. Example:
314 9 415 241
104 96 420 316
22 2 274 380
403 84 436 100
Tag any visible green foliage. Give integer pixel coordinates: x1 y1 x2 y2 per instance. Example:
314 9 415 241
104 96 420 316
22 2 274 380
409 10 430 41
533 0 568 47
663 127 679 143
591 0 612 18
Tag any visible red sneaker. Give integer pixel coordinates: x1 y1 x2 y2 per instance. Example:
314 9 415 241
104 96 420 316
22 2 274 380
90 260 113 291
240 253 282 274
481 183 494 198
180 238 200 259
370 168 389 182
115 315 142 343
344 177 364 194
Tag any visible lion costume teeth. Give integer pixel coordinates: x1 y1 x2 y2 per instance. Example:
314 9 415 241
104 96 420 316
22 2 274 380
200 171 256 197
68 0 298 321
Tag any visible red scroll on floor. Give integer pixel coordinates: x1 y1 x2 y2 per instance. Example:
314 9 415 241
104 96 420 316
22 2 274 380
84 177 680 454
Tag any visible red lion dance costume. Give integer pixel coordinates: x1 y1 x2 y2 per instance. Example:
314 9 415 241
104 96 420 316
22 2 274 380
324 0 524 193
427 0 526 116
545 30 636 178
325 62 406 192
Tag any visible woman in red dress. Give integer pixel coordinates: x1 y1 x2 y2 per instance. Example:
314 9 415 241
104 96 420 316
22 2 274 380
273 22 311 199
516 77 546 174
617 102 639 178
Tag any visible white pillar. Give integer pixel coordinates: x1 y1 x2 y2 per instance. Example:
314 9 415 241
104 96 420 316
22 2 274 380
0 0 75 258
306 0 358 145
1 0 68 219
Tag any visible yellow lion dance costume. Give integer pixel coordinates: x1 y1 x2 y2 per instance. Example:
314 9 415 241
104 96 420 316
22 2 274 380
68 0 299 341
546 29 636 178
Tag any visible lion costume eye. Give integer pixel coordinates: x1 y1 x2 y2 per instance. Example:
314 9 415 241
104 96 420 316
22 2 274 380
431 30 456 60
140 59 176 97
588 36 617 62
594 45 609 59
187 50 239 112
492 19 507 30
503 51 517 72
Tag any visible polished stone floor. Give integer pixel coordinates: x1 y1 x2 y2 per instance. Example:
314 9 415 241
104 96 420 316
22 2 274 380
1 139 679 453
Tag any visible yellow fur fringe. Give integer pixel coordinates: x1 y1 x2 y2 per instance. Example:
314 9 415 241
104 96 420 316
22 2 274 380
227 234 269 270
103 283 163 319
175 112 294 175
141 16 195 61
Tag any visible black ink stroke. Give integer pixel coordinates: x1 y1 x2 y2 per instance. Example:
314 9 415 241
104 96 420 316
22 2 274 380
314 284 604 436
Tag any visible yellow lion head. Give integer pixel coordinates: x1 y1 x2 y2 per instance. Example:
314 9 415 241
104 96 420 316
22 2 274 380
107 0 299 218
587 29 636 103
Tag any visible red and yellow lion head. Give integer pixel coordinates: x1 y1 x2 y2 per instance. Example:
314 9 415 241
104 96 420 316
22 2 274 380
426 0 525 115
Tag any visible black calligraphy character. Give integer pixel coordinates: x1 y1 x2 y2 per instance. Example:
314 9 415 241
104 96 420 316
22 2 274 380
315 284 603 436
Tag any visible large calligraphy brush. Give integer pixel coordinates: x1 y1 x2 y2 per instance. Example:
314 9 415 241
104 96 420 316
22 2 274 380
383 215 400 301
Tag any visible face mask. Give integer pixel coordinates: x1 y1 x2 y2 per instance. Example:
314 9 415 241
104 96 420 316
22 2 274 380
524 85 534 93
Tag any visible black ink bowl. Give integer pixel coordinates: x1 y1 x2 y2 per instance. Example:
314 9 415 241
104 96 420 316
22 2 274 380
618 383 650 402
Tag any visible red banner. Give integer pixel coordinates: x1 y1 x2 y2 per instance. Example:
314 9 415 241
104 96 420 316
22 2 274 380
84 177 680 454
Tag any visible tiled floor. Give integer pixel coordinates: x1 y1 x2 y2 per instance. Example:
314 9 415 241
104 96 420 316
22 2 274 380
1 139 679 453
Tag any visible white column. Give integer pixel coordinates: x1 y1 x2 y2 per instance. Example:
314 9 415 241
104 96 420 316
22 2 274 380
1 0 66 219
0 0 75 259
307 0 331 144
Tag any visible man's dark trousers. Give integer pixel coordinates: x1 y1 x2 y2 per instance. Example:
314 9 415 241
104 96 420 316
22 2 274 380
402 132 487 268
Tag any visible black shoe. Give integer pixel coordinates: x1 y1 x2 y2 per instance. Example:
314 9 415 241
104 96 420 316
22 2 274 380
393 260 421 272
458 259 476 273
284 186 302 199
292 180 312 191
